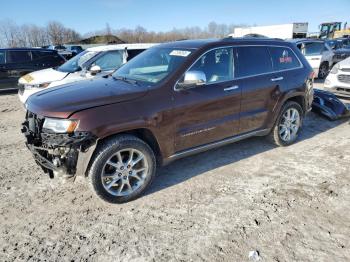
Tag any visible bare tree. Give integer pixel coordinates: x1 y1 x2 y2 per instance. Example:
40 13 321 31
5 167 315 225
47 21 65 45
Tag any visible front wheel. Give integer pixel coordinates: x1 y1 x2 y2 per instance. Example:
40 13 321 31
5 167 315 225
88 135 156 204
318 62 329 79
268 101 303 146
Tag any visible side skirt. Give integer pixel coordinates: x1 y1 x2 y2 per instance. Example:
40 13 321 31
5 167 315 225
163 128 270 165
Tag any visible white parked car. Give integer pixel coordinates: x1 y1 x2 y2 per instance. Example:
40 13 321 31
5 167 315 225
18 43 157 104
324 57 350 98
290 39 334 78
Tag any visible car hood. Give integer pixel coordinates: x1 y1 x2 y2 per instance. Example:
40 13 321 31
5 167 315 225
334 48 350 54
19 68 69 85
26 77 149 118
338 57 350 69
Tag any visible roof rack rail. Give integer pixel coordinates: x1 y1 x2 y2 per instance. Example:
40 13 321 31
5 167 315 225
222 36 284 41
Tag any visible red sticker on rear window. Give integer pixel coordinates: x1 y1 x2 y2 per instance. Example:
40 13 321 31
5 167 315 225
279 50 293 63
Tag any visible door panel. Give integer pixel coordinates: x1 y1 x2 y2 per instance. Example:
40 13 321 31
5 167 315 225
236 74 278 133
0 64 11 90
171 47 241 152
172 81 241 152
235 46 277 133
5 51 34 89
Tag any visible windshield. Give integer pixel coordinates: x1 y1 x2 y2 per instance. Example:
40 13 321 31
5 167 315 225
326 40 343 50
112 47 192 84
58 50 98 73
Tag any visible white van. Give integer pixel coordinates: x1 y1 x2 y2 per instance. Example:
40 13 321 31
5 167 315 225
18 43 157 103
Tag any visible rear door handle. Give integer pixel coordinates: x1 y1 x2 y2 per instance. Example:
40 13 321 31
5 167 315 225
224 85 239 92
271 77 284 82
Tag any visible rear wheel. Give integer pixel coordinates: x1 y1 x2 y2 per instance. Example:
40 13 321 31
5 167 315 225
88 135 156 203
318 62 329 79
268 101 303 146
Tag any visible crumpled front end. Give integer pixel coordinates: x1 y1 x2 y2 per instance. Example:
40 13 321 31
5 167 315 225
21 111 97 179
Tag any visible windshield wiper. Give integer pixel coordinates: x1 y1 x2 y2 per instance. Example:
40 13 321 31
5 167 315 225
113 75 139 85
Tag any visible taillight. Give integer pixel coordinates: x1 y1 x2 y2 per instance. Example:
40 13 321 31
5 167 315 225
309 71 316 80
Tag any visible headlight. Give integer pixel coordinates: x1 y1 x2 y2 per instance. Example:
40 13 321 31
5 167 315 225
43 118 79 133
330 63 339 74
26 82 51 89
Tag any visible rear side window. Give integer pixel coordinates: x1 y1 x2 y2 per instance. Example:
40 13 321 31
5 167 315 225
7 51 32 63
269 47 301 71
0 51 5 64
236 46 272 78
32 51 64 64
32 51 54 59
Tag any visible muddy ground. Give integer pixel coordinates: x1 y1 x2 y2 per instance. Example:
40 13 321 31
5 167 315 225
0 85 349 261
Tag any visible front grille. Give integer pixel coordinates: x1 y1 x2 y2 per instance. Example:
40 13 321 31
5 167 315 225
341 68 350 72
336 87 350 93
338 74 350 84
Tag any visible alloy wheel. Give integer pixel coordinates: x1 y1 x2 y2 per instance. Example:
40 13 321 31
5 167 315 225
279 108 301 142
101 148 149 196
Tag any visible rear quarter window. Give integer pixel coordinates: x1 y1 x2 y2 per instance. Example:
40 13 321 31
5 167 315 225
7 51 32 63
127 49 145 60
32 51 64 64
269 47 301 71
236 46 273 78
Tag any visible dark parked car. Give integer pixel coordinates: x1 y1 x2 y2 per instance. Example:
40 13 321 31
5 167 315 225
22 38 314 203
327 38 350 63
66 45 84 56
0 48 65 91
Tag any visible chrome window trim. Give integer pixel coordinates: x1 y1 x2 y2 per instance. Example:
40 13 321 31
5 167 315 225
174 44 304 91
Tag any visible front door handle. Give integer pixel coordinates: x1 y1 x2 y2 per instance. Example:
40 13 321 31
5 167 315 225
271 77 284 82
224 85 239 92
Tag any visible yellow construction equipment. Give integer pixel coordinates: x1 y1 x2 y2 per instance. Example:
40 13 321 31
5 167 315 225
319 22 349 39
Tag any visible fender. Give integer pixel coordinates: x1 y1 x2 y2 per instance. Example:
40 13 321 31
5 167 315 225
266 89 307 130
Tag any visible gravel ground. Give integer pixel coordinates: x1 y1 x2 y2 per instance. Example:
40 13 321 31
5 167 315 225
0 84 349 261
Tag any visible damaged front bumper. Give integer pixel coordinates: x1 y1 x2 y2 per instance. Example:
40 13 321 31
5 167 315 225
21 112 97 179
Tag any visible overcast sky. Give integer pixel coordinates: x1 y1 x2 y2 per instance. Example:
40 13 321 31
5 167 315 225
2 0 349 34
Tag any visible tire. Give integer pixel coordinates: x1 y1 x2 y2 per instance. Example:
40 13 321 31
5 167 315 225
318 62 329 79
88 135 156 204
268 101 303 147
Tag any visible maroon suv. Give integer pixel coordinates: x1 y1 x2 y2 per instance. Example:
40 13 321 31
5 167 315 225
22 38 314 203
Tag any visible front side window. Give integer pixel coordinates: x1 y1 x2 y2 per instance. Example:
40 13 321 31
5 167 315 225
0 51 5 64
188 47 234 83
7 51 32 63
58 50 98 73
93 51 123 71
236 46 272 78
269 47 301 71
113 47 191 84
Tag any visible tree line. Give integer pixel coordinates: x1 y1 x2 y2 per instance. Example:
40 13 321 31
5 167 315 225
0 19 81 48
90 22 248 43
0 20 248 48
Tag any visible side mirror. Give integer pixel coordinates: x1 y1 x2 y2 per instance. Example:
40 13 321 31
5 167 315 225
89 65 101 75
177 70 206 90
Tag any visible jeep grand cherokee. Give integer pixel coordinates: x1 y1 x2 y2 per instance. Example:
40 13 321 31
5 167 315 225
22 38 314 203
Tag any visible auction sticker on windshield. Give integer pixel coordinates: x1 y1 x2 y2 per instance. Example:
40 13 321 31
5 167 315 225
170 50 191 57
22 74 34 83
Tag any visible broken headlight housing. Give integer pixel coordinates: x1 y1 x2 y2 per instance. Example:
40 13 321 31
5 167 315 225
43 118 79 133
